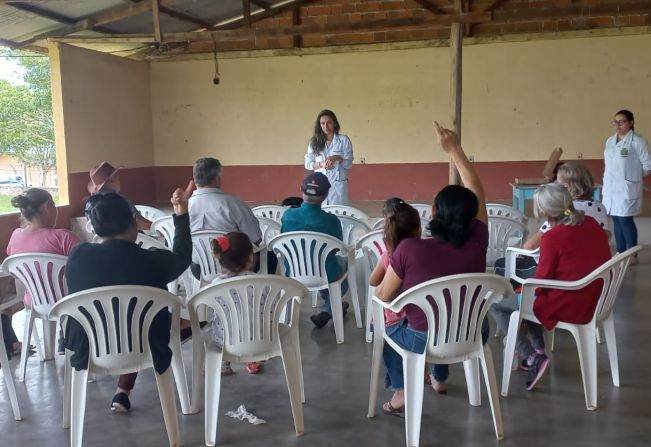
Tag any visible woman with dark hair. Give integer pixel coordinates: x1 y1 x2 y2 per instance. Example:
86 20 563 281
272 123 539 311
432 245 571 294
304 109 354 205
602 109 651 262
376 122 489 413
6 188 81 356
64 182 194 412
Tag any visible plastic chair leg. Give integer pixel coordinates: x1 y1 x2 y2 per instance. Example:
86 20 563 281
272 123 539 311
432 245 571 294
601 316 620 387
403 351 426 447
0 319 21 421
170 337 191 414
481 346 504 440
42 319 56 360
367 304 385 418
311 291 318 308
365 285 375 343
70 367 89 447
329 284 345 344
63 350 71 428
501 310 521 396
31 325 43 361
595 327 602 344
20 310 35 382
463 357 481 406
279 335 305 436
544 328 555 359
155 368 181 447
204 349 223 447
570 325 598 410
346 263 363 329
289 322 305 403
190 320 205 414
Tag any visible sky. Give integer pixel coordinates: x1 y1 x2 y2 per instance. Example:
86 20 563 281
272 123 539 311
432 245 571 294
0 47 26 85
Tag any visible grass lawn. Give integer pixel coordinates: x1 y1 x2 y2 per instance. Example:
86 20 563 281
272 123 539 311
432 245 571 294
0 193 59 214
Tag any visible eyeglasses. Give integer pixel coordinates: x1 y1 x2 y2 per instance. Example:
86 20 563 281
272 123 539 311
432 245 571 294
611 119 629 126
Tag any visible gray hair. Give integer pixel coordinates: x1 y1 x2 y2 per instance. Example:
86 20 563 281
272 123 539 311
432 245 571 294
534 183 584 226
193 157 222 187
557 161 595 201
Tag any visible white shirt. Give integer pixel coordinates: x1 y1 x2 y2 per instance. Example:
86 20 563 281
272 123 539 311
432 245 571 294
188 187 262 243
602 130 651 216
304 133 354 205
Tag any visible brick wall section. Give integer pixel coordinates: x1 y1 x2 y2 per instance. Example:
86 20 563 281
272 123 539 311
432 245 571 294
209 0 651 52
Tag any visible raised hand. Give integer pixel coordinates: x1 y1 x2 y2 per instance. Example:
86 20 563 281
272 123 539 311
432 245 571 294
171 180 195 215
433 121 460 153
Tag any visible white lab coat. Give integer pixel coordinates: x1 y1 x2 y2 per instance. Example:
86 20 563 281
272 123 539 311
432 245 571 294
304 133 354 205
602 130 651 216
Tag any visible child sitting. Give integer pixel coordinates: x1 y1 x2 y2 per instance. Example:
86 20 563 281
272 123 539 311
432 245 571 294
209 232 264 375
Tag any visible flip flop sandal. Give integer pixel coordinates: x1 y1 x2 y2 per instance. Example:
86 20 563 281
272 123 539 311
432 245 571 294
111 392 131 413
382 401 404 417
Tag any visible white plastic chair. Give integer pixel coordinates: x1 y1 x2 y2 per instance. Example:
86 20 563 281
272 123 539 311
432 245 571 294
486 203 526 223
135 205 167 222
151 216 175 248
355 230 387 342
487 216 526 268
368 273 510 445
187 276 308 444
252 205 286 223
0 287 22 420
269 231 363 344
501 246 641 410
322 205 370 223
336 214 372 245
257 216 281 246
2 253 68 382
409 203 432 220
49 285 189 447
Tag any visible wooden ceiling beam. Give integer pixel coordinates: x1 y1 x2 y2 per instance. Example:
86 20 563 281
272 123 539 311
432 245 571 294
159 6 213 29
413 0 452 15
242 0 252 28
5 1 76 24
214 0 320 30
250 0 270 10
475 0 507 15
151 0 162 41
0 37 48 53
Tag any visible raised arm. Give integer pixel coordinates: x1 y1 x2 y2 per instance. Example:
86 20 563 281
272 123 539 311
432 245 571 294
434 121 487 224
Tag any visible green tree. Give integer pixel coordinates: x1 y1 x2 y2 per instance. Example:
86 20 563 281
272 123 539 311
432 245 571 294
0 49 54 186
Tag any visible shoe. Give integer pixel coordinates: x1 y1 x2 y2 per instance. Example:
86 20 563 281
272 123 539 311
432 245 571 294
310 311 332 329
526 353 550 391
342 301 350 316
429 375 448 395
245 361 262 374
519 359 529 371
12 343 36 357
382 401 404 416
110 392 131 413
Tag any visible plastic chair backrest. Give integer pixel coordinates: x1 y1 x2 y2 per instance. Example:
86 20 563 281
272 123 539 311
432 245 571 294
386 273 510 359
337 214 372 245
151 216 175 247
591 246 640 324
192 230 227 284
252 205 286 223
410 203 433 220
486 203 526 223
487 216 526 266
355 230 387 268
322 205 370 223
257 216 281 246
135 205 167 221
187 275 307 358
2 253 68 317
49 285 182 372
136 233 168 251
268 231 345 290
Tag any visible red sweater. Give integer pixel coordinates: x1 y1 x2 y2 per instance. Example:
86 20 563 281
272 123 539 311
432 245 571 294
533 216 611 330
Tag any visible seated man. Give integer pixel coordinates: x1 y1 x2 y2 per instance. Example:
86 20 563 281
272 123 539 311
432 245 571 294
280 172 348 328
189 157 276 273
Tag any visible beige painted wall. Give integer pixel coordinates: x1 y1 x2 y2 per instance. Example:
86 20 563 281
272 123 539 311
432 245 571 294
150 33 651 166
53 43 154 173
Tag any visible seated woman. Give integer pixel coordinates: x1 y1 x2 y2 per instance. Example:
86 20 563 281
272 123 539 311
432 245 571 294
7 188 81 355
376 122 490 413
209 232 267 376
495 160 609 280
490 183 611 390
64 182 194 412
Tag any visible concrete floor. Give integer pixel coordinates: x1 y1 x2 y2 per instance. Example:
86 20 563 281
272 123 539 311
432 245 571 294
3 205 651 446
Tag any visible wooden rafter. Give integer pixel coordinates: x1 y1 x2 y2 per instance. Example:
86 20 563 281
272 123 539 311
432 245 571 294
413 0 451 15
0 37 48 53
214 0 320 30
5 1 75 24
292 7 302 48
251 0 270 10
476 0 507 15
151 0 162 42
242 0 252 28
159 6 214 29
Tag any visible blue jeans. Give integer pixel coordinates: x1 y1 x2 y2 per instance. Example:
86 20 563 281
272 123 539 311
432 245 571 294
611 215 637 253
382 318 490 390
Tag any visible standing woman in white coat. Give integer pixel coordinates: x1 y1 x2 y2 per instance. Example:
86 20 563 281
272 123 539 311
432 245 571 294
304 109 354 205
602 109 651 259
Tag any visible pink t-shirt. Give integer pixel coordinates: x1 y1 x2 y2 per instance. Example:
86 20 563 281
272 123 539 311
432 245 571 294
381 250 406 327
6 228 81 306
